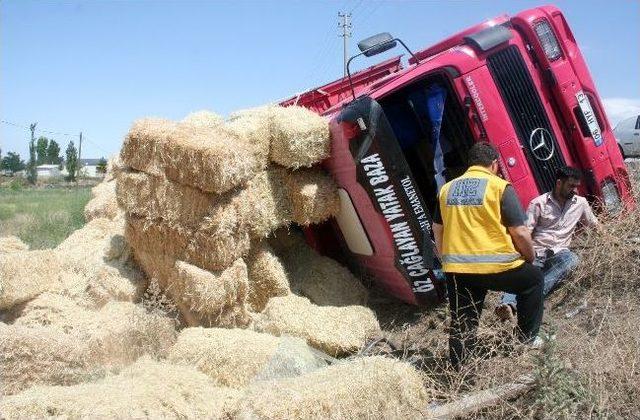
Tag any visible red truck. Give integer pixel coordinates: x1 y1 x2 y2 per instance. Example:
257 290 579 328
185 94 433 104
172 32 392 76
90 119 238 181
281 5 633 307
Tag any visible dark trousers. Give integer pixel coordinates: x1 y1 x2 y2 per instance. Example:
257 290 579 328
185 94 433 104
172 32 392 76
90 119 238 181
446 262 544 368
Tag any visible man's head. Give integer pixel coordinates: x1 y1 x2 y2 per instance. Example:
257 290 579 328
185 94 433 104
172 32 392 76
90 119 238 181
468 141 500 174
554 166 582 200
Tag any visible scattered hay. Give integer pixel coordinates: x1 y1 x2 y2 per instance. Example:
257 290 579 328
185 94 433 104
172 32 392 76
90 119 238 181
0 250 64 310
84 179 120 221
269 105 330 169
254 295 381 356
246 241 290 312
0 236 29 254
168 327 326 388
276 233 368 307
120 117 177 177
0 357 241 419
13 298 177 364
0 324 102 395
239 355 429 418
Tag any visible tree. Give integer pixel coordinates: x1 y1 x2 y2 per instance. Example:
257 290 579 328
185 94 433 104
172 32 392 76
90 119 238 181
96 157 108 174
1 152 25 173
65 141 78 181
36 136 49 165
46 140 62 164
27 137 37 184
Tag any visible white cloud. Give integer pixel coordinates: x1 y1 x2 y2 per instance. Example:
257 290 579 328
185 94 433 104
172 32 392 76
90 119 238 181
602 98 640 128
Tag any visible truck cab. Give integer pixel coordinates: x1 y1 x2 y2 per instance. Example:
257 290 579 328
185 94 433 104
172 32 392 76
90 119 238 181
280 5 633 306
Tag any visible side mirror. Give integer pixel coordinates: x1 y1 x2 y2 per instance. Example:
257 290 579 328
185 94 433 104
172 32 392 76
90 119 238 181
358 32 397 57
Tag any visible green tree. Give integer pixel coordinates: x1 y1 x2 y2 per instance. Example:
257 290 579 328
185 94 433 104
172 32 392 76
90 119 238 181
96 157 108 174
46 140 62 164
65 141 78 181
1 152 25 173
36 136 49 165
27 137 37 184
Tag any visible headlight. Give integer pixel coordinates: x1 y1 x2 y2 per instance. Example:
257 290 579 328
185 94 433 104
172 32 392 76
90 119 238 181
534 20 562 61
601 180 622 213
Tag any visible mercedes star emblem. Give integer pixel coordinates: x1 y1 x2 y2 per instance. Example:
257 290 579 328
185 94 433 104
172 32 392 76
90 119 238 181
529 128 555 161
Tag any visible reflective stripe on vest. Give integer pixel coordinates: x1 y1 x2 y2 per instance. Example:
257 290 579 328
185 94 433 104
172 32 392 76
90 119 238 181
441 253 522 264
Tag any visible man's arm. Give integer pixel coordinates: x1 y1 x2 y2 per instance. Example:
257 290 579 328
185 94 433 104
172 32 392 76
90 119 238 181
508 225 535 263
501 186 535 263
433 223 444 256
525 201 541 233
579 199 599 228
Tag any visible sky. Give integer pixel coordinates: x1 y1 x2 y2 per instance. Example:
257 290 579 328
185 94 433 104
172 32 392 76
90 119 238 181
1 0 639 160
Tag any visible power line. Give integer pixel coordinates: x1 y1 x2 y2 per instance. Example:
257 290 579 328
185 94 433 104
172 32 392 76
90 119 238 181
0 119 112 156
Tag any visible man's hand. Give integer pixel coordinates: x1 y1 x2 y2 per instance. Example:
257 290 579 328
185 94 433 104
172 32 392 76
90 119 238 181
508 225 535 263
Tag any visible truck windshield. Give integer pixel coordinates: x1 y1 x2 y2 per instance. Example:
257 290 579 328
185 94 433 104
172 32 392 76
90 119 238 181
379 73 475 215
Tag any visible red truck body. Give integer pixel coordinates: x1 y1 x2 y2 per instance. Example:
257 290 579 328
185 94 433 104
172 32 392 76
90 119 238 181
280 5 632 306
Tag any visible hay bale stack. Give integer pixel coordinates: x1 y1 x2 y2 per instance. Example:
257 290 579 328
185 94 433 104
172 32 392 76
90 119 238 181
168 327 326 388
254 295 381 356
0 236 29 254
246 241 290 312
270 105 330 169
239 356 429 418
0 250 64 310
120 117 177 177
182 110 225 129
84 179 120 222
0 324 102 395
0 357 241 419
226 106 272 166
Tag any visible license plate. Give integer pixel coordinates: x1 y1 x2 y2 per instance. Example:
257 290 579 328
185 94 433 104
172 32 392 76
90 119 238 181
576 91 603 146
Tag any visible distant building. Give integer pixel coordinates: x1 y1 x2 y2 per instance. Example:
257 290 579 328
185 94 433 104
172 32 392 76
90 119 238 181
36 164 62 178
60 158 106 178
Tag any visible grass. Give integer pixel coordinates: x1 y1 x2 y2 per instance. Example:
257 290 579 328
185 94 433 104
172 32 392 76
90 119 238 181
0 186 92 249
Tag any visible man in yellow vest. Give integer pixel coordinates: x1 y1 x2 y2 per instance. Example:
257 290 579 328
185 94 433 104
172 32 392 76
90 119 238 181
432 141 544 368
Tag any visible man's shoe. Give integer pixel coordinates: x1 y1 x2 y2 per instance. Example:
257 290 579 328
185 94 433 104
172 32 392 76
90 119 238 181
495 303 515 322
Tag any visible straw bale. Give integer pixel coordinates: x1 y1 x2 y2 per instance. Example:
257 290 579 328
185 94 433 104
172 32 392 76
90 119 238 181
246 241 290 312
84 179 120 221
270 105 330 168
171 259 251 327
254 295 381 356
117 169 215 229
226 106 274 167
277 233 368 307
163 121 262 194
239 356 429 419
120 117 177 176
0 236 29 254
0 249 64 310
283 167 340 225
0 357 241 418
105 155 124 181
182 110 225 129
0 323 103 395
125 215 250 273
168 327 326 389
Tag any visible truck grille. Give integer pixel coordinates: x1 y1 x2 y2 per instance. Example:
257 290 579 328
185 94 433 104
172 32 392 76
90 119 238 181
487 45 565 193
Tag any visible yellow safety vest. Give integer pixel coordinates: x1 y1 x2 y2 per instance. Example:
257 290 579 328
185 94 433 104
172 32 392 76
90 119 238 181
438 165 524 274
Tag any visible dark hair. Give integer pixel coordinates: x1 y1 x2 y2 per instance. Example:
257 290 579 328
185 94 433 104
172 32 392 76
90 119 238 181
467 141 499 167
555 166 582 181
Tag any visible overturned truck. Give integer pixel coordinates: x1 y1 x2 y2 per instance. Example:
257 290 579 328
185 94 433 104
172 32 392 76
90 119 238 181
281 5 632 306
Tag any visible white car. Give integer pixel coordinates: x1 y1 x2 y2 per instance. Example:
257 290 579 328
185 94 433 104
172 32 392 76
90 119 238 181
615 115 640 158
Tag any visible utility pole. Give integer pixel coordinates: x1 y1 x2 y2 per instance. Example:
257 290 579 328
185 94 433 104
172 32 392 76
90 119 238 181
78 131 82 179
30 123 37 143
338 12 352 78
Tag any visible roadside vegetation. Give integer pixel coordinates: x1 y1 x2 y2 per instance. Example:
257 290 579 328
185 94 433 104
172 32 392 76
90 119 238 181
0 183 92 249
